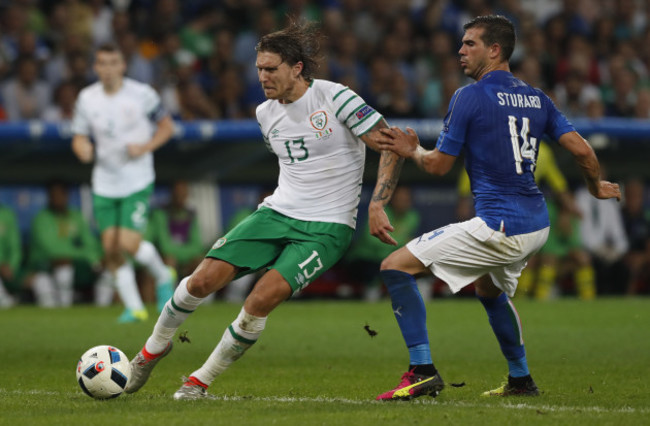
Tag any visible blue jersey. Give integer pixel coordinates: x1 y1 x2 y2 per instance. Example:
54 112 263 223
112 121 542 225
437 70 575 236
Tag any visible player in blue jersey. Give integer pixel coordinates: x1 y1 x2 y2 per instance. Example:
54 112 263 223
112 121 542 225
373 15 621 401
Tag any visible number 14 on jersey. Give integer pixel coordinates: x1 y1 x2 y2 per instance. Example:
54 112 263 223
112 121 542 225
508 115 537 174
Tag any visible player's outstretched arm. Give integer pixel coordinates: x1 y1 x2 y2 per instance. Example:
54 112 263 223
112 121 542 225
361 119 404 245
558 131 621 201
127 115 175 158
377 127 456 176
72 134 94 164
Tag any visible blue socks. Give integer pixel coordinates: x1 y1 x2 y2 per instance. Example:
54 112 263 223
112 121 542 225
478 292 530 378
380 270 432 366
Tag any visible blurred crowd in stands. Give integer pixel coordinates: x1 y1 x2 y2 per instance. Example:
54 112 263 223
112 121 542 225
3 0 650 122
0 0 649 307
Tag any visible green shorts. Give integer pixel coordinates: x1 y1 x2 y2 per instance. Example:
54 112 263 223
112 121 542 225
207 207 354 293
92 184 153 233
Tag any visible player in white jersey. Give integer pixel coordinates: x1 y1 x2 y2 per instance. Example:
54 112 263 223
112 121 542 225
125 21 403 400
71 44 176 323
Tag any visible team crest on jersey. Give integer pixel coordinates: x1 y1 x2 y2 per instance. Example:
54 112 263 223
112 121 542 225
309 110 328 130
212 238 227 249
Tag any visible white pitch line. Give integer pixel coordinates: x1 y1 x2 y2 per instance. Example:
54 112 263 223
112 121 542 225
2 388 648 415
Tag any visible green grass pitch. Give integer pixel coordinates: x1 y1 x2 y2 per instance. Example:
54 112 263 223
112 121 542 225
1 297 649 425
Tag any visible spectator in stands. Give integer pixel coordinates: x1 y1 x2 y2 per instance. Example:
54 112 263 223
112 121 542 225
178 5 221 60
211 66 248 119
151 32 194 91
63 0 94 46
621 178 650 294
346 186 420 301
43 31 91 88
117 31 154 85
554 68 602 119
147 180 205 280
42 80 79 122
382 71 418 118
24 181 101 307
328 30 368 95
89 0 114 47
145 0 183 44
233 7 277 89
604 63 639 117
176 80 219 120
0 204 21 308
1 55 51 120
65 51 94 91
200 28 237 93
15 29 50 65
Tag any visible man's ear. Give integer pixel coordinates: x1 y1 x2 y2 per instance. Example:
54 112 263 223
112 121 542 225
489 43 502 60
294 61 304 78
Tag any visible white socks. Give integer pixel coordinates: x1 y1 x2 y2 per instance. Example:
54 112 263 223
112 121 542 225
31 265 75 307
32 272 57 307
145 276 205 354
53 264 74 307
114 262 144 311
94 269 115 306
190 307 267 387
134 240 172 286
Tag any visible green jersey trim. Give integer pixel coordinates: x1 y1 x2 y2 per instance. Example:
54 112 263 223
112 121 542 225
333 87 349 101
349 110 378 131
228 325 257 345
335 94 359 119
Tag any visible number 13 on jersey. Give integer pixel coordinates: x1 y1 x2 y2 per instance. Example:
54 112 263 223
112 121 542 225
508 115 537 174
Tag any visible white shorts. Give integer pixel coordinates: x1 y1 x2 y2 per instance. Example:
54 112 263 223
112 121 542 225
406 217 549 297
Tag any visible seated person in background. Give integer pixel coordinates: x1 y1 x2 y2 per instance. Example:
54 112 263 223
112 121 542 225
147 180 204 280
346 186 420 301
621 178 650 294
575 169 629 295
534 198 597 300
456 141 580 297
24 181 101 307
0 204 21 308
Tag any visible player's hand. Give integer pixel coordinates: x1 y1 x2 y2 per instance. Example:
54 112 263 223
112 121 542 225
127 143 149 158
368 202 397 246
376 127 420 158
76 140 94 163
593 180 621 201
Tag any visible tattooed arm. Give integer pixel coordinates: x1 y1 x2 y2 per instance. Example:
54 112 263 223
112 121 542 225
376 127 456 176
360 119 404 245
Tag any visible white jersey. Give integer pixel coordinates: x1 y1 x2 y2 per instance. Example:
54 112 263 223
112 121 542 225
71 78 166 197
256 79 382 228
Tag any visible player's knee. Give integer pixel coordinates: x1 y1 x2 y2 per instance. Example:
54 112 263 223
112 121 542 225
380 254 399 271
187 273 218 298
474 277 502 298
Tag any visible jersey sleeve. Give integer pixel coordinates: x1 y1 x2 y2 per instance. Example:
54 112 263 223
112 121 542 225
71 94 90 136
142 85 167 123
331 85 382 137
435 87 476 156
541 91 575 141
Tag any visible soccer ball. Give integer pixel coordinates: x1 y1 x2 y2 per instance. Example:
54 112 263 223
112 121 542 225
76 345 132 399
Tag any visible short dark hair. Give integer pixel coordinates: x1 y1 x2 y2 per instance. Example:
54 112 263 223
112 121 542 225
255 20 322 81
463 15 516 62
96 42 121 55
